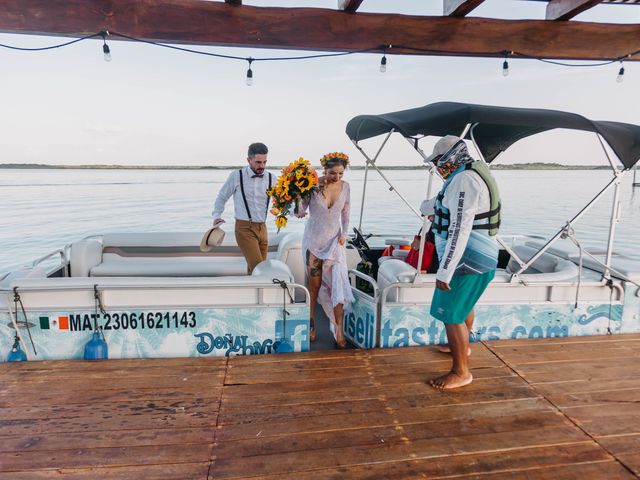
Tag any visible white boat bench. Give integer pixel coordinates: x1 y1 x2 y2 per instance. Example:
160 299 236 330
68 232 305 282
376 244 583 303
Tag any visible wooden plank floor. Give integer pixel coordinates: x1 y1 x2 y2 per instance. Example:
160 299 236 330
1 335 640 479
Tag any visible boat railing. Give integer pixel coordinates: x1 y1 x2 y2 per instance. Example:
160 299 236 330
1 281 310 306
380 276 624 308
348 269 379 300
31 248 68 270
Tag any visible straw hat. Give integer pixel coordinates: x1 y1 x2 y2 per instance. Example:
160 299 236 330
200 226 225 252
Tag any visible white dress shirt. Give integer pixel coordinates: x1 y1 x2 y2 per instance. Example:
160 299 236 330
212 165 273 223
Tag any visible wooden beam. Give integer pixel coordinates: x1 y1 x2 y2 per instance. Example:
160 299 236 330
338 0 364 12
0 1 638 61
444 0 486 16
546 0 603 20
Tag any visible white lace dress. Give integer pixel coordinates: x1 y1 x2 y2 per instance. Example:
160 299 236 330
299 182 355 337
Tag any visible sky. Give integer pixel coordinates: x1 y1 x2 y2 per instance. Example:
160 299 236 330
0 0 638 167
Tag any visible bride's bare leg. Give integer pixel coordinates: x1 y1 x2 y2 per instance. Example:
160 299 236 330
333 303 347 348
307 252 323 342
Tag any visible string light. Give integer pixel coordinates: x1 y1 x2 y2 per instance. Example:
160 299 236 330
502 51 510 77
0 31 636 82
379 45 391 73
101 31 112 62
246 58 253 86
617 62 625 83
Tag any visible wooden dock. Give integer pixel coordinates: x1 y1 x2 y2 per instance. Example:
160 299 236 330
2 334 640 479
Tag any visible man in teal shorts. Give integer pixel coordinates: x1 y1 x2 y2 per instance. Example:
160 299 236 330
424 136 501 389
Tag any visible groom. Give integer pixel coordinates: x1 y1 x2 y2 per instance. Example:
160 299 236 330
212 142 273 274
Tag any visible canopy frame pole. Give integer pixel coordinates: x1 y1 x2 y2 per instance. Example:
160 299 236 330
514 174 620 277
357 144 369 231
469 123 487 163
405 136 435 282
596 133 619 173
594 132 626 280
405 136 437 199
604 173 623 280
469 122 528 268
352 129 395 231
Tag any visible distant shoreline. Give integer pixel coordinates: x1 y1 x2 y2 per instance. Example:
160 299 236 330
0 163 611 170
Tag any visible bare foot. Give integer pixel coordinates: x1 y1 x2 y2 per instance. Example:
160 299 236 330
435 344 471 356
429 371 473 390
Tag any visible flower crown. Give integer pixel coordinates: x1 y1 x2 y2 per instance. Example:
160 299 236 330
320 151 350 168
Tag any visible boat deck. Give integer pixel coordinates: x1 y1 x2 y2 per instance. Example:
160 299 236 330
2 334 640 479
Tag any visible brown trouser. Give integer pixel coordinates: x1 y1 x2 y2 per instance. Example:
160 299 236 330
235 219 268 274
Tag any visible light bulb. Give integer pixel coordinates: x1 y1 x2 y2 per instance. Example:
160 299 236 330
103 43 112 62
246 68 253 86
502 60 509 77
380 55 387 73
617 65 625 83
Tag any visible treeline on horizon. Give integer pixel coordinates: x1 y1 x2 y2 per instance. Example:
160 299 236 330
0 162 613 170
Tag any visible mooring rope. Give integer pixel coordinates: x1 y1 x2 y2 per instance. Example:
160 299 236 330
13 287 37 355
93 284 107 341
272 278 293 341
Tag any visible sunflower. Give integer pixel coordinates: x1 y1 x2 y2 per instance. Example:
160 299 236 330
267 156 318 231
275 216 287 229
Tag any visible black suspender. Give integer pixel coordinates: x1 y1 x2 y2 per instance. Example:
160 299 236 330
239 169 272 222
265 173 272 217
238 169 252 221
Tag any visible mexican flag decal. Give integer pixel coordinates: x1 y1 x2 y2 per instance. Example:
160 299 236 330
39 316 69 330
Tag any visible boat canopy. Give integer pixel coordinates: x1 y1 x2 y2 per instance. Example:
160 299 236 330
345 102 640 169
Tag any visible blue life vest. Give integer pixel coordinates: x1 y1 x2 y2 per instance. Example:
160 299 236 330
432 161 501 276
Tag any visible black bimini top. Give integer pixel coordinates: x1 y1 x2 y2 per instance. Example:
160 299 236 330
345 102 640 170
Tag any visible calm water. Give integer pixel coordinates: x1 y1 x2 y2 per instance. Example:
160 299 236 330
1 168 638 273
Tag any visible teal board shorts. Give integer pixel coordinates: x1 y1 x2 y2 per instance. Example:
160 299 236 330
430 270 496 325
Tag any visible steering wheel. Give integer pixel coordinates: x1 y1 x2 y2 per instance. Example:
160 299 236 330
350 227 372 252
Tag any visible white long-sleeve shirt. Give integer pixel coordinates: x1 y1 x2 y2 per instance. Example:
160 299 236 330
212 166 273 223
435 170 497 283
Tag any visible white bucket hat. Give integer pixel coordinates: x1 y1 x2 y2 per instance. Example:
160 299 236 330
200 226 225 252
424 135 462 163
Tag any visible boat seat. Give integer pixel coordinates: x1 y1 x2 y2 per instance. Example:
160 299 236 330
0 267 47 289
377 259 417 301
68 232 359 283
506 245 579 282
89 257 247 277
69 232 283 278
276 233 304 286
524 239 640 282
252 259 294 283
523 239 579 260
5 261 298 308
378 249 410 266
568 254 640 283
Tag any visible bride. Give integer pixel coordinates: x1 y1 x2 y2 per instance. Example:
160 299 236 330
296 152 354 348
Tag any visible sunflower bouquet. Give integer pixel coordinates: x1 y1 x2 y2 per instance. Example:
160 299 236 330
267 157 319 231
